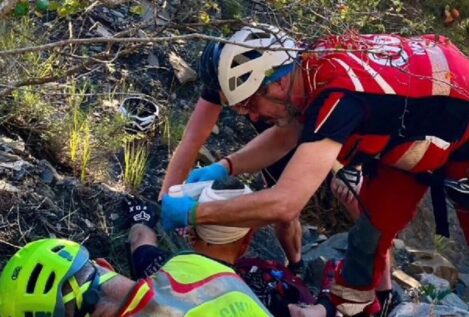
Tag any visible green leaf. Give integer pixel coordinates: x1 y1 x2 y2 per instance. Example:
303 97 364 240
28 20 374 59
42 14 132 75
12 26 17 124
48 1 60 10
199 11 211 24
36 0 50 11
14 2 29 16
130 5 145 16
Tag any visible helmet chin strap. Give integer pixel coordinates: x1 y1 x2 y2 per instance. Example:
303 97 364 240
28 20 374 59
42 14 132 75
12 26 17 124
63 262 118 317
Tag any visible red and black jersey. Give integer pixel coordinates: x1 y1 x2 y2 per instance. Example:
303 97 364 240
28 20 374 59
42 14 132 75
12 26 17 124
300 33 469 173
303 33 469 103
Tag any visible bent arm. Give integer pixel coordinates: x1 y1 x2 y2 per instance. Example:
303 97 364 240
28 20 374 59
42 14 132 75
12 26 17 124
158 98 221 200
196 138 343 227
227 120 303 175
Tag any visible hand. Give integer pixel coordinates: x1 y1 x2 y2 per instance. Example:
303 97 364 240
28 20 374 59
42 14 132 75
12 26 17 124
162 194 198 231
288 304 324 317
187 162 228 183
331 167 363 205
119 196 160 229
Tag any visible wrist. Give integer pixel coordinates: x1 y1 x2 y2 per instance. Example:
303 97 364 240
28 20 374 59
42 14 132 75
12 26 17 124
220 157 233 175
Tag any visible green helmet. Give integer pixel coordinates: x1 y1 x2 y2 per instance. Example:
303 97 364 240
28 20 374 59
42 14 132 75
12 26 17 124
0 238 113 317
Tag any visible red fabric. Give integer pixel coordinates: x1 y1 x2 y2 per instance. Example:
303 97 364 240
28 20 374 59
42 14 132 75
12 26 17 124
159 269 242 294
315 92 345 131
303 33 469 102
333 165 428 306
338 135 391 166
358 166 428 286
308 32 469 315
118 278 156 317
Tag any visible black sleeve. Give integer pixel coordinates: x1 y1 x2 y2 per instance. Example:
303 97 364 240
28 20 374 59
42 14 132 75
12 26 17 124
300 91 364 144
200 86 222 105
131 245 172 279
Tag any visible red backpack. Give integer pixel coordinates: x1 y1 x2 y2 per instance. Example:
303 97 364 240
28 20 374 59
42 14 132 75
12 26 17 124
235 258 317 317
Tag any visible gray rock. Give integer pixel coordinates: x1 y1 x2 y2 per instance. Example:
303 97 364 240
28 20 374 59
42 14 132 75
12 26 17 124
246 225 286 263
302 232 348 262
419 273 450 290
38 160 61 184
198 145 216 164
0 136 25 153
441 293 469 311
169 52 197 84
0 180 20 192
389 302 469 317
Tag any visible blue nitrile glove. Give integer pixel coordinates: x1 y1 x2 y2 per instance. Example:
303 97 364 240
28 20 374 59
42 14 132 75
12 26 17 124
162 194 198 231
187 162 229 183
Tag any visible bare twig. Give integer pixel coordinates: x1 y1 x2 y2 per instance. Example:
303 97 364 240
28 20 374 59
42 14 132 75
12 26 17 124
0 33 307 57
0 238 21 249
0 45 138 97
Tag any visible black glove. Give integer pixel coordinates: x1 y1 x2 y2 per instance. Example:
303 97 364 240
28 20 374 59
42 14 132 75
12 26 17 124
119 195 160 230
445 178 469 208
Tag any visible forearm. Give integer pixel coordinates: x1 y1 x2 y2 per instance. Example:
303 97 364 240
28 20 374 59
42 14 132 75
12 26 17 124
158 98 221 199
228 121 302 175
196 186 294 227
159 141 201 197
196 139 342 227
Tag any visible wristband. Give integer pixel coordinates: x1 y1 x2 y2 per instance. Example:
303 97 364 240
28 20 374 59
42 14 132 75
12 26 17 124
223 157 234 175
190 202 199 226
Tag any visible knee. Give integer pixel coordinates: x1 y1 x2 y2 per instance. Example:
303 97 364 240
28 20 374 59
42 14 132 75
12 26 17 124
445 178 469 209
129 224 157 252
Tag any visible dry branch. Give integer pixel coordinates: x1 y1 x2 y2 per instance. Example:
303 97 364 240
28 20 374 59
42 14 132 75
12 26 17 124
0 0 21 18
0 33 308 57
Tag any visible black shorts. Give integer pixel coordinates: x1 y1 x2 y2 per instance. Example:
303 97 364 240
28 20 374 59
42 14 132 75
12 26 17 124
131 245 171 279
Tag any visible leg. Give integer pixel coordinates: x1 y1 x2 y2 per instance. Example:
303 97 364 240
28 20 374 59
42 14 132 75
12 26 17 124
129 223 157 253
445 140 469 243
332 165 428 316
128 224 171 279
276 217 303 265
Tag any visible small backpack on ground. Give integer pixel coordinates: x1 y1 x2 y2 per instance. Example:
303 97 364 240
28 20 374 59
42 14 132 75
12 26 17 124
235 258 317 317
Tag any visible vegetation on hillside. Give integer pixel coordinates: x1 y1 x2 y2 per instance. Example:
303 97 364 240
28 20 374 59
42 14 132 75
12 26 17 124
0 0 468 270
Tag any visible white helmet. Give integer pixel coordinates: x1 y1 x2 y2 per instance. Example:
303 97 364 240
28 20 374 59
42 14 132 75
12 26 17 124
218 24 298 106
119 96 159 134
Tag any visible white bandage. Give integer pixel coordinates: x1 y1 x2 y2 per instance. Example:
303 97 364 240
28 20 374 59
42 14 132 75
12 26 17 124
195 184 252 244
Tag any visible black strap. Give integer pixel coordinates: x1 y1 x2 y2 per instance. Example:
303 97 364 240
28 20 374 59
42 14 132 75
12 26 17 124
74 266 102 317
431 170 450 237
336 168 371 219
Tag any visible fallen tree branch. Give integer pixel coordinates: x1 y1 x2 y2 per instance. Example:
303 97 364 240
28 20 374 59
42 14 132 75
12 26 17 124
0 33 307 57
0 46 137 97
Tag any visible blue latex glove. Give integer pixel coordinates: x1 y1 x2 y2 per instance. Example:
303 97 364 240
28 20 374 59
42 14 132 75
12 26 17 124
162 194 198 231
187 162 229 183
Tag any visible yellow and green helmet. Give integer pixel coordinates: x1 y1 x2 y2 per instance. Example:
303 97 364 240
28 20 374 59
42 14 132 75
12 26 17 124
0 239 91 317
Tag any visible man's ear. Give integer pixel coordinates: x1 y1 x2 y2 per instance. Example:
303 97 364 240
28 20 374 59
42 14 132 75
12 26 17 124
279 75 291 93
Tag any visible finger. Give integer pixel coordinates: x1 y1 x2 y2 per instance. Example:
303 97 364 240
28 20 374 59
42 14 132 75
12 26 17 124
337 184 347 198
330 178 338 193
345 190 354 204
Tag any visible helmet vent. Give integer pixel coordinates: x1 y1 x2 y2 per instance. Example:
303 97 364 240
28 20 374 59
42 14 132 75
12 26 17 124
25 312 33 317
51 245 65 253
44 272 56 293
27 264 43 293
232 51 262 68
245 32 272 41
229 71 253 91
